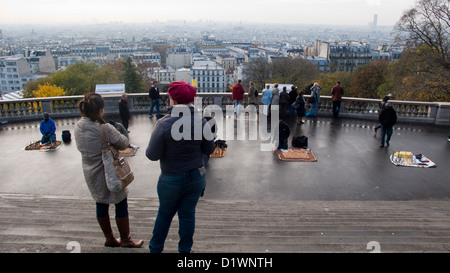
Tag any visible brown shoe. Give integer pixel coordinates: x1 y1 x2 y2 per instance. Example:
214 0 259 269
97 217 120 247
115 216 143 248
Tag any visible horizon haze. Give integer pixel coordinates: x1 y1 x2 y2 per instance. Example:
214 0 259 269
1 0 416 27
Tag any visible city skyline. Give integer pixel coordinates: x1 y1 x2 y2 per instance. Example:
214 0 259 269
1 0 417 27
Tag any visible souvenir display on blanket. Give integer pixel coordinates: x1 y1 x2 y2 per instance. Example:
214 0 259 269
274 147 317 162
390 151 436 168
25 140 63 151
119 144 139 157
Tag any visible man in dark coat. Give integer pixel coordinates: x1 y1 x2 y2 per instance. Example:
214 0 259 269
378 102 397 148
149 80 161 117
119 93 130 130
331 81 344 118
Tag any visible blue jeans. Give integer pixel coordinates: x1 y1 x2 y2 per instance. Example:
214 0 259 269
381 125 393 146
41 133 56 144
149 168 206 253
306 102 317 117
149 99 160 116
234 100 243 115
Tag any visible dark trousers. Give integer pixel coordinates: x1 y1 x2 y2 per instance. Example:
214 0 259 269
332 101 341 118
96 198 129 218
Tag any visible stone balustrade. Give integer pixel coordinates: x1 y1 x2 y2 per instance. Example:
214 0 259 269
1 93 449 126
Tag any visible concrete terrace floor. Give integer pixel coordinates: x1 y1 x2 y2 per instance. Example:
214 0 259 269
0 112 449 202
1 112 450 253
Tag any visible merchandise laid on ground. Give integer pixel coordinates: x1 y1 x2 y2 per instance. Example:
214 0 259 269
390 151 436 168
24 140 63 151
274 148 318 162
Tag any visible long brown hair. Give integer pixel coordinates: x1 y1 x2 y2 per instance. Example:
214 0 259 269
77 92 106 124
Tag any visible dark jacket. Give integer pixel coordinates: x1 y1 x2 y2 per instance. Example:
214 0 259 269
146 106 215 175
118 98 130 121
295 95 306 116
331 85 344 101
279 90 290 105
149 86 160 100
289 89 298 104
379 107 397 127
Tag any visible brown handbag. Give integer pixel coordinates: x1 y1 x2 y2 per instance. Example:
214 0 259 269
99 124 134 192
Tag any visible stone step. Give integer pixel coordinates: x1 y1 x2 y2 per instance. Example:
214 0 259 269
0 193 449 253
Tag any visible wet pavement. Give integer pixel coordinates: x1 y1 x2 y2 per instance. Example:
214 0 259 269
1 113 449 201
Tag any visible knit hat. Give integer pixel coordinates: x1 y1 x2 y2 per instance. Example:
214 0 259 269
167 81 197 104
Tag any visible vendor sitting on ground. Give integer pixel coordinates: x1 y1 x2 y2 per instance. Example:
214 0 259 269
40 112 56 144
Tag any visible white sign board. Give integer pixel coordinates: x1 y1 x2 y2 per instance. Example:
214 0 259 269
95 84 125 94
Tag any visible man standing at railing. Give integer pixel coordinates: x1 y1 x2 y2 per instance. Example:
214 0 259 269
331 81 344 118
232 79 245 117
149 81 161 118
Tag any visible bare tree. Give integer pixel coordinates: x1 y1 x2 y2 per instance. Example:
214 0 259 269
395 0 450 69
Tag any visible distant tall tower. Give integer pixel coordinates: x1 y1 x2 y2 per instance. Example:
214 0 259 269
373 14 378 29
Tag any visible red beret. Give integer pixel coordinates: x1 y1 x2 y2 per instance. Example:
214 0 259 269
167 81 197 104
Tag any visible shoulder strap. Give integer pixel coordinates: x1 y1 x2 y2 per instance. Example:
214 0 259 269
99 124 110 149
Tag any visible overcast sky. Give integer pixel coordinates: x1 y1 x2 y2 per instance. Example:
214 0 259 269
1 0 417 26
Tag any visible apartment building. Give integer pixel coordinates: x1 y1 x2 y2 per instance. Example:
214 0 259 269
191 61 226 93
167 48 193 69
306 40 372 72
0 50 56 95
0 56 31 94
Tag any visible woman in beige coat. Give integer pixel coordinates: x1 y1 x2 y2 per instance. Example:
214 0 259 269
74 92 143 248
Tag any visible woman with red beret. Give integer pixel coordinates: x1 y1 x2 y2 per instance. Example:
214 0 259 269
146 81 215 253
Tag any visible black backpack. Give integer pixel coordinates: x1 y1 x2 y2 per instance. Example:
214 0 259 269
62 130 71 143
292 135 308 149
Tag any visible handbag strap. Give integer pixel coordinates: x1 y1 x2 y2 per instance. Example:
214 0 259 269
99 124 110 150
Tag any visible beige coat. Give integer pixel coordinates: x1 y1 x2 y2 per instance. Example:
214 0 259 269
248 85 258 104
74 117 129 204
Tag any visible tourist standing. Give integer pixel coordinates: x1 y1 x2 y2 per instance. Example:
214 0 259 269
295 91 306 125
74 92 143 248
289 86 298 118
118 93 130 130
306 82 321 117
330 81 344 118
279 86 290 119
232 79 245 116
149 81 161 118
261 85 272 116
146 81 215 253
374 95 391 134
378 102 397 148
247 81 258 106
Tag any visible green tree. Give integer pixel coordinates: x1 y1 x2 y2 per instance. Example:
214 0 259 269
384 45 450 102
120 57 146 93
51 62 99 95
314 71 352 96
348 60 390 98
